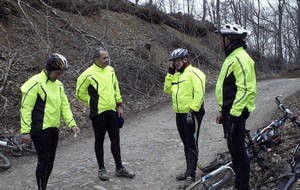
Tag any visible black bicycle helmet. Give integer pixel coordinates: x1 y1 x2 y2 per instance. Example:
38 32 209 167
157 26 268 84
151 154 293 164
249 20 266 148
169 48 188 61
46 53 68 71
215 23 250 39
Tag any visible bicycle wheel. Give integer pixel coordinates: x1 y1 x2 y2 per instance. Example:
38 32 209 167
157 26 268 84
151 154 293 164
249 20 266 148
0 152 11 170
201 151 231 174
255 161 291 190
186 168 234 190
12 135 36 154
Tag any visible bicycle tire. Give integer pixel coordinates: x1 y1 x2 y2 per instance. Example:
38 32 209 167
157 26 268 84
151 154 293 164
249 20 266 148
12 135 36 154
255 161 291 190
0 152 11 170
186 168 234 190
201 151 231 174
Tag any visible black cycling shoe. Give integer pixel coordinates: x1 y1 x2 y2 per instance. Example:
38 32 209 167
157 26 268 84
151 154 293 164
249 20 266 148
184 176 195 188
176 172 187 180
98 168 109 181
115 167 135 178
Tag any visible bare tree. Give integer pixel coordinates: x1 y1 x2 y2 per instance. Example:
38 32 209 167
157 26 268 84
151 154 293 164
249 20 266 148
168 0 176 13
185 0 195 15
208 0 216 24
216 0 220 28
297 0 300 65
202 0 207 21
277 0 285 67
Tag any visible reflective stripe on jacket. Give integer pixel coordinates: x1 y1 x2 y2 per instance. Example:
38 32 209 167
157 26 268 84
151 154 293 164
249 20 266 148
215 47 256 116
164 65 206 113
76 64 122 118
20 70 76 134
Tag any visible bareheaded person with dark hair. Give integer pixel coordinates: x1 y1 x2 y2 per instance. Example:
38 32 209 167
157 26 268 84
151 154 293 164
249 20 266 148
20 53 80 190
215 23 256 190
76 47 135 181
164 48 206 188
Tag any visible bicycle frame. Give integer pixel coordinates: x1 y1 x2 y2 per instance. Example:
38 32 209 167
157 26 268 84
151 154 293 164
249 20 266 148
245 129 269 170
201 161 234 181
186 161 234 190
0 133 23 155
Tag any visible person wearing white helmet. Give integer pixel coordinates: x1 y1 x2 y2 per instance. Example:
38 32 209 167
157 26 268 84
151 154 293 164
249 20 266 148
164 48 206 188
20 53 80 190
215 24 256 190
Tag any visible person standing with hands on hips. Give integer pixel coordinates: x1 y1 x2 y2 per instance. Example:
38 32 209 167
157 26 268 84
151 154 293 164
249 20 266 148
20 53 80 190
76 47 135 181
215 24 256 190
164 48 206 188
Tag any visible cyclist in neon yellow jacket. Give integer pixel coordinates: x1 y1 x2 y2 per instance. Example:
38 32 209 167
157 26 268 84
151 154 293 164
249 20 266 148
20 71 77 134
76 47 135 181
164 48 206 188
215 24 256 190
20 53 80 190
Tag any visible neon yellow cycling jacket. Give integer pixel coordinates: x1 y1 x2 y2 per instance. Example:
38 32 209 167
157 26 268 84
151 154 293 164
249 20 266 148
76 64 122 118
164 65 206 113
215 47 256 116
20 70 76 134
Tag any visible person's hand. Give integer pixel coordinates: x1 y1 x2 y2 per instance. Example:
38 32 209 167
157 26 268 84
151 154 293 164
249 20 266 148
117 106 124 117
186 110 194 125
21 134 31 144
216 113 222 124
168 62 175 75
71 126 80 137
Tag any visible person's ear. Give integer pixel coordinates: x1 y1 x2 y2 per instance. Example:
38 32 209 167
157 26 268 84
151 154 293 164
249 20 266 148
182 58 188 63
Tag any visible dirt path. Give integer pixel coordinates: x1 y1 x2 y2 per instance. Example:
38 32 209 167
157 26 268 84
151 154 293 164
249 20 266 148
1 78 300 190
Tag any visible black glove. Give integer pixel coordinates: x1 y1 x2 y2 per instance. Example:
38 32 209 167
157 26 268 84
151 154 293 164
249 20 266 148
186 110 194 125
168 66 175 75
118 116 124 128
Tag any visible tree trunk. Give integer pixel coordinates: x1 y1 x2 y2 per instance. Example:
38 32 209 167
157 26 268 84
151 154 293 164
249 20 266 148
202 0 207 21
297 0 300 64
216 0 220 29
277 0 285 68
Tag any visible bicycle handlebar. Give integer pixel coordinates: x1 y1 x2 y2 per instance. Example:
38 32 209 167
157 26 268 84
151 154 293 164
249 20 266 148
274 96 297 120
275 95 285 111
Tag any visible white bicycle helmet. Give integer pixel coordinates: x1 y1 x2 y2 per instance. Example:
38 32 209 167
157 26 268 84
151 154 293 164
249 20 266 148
46 53 68 71
215 23 250 39
169 48 188 61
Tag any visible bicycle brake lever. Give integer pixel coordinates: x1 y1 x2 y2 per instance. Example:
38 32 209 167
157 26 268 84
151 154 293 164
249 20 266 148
285 109 293 116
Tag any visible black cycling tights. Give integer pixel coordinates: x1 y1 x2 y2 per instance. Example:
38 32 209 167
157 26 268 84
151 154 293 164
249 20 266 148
31 128 59 190
176 106 205 178
223 110 250 190
92 110 123 170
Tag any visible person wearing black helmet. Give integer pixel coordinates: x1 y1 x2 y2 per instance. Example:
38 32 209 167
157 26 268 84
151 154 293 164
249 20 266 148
20 53 80 190
215 24 256 190
164 48 206 188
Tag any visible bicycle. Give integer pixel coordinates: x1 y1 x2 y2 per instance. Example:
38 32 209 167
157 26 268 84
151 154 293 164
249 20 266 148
186 129 269 190
254 143 300 190
0 133 36 170
249 95 299 152
187 95 299 190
